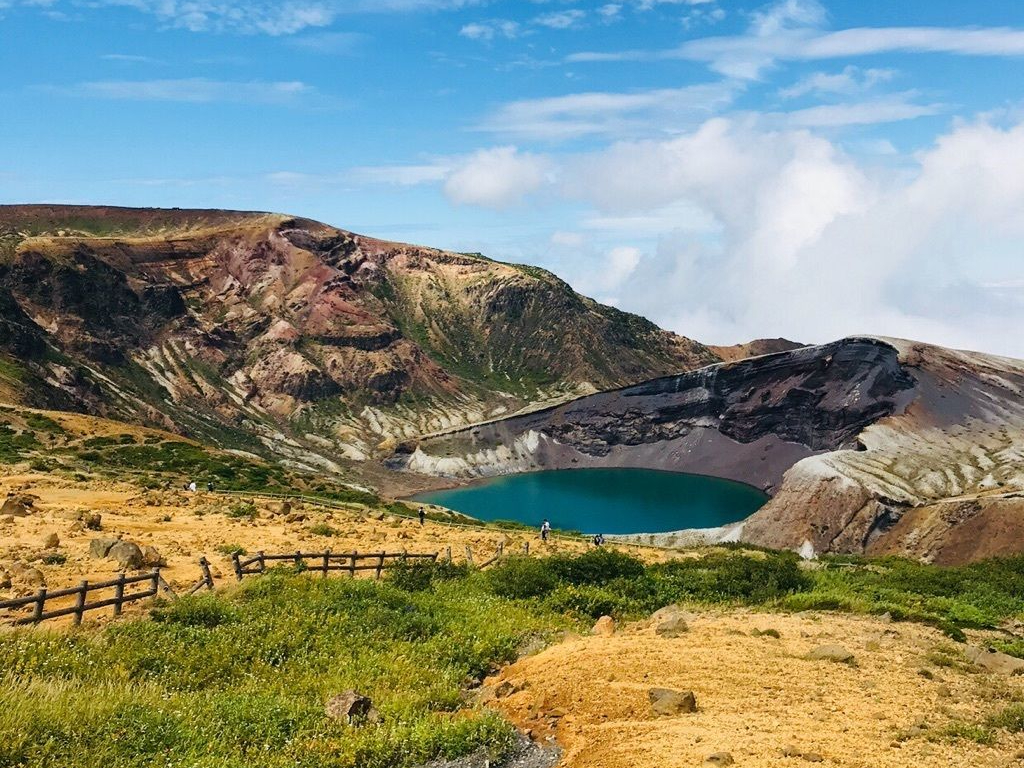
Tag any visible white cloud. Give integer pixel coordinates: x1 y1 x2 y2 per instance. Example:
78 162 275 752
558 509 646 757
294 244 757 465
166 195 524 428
12 0 482 35
286 31 365 53
534 9 586 30
443 146 550 208
351 164 450 186
598 4 622 20
459 19 519 40
780 65 894 98
477 82 739 140
779 96 943 127
567 0 1024 79
555 116 1024 356
61 78 316 104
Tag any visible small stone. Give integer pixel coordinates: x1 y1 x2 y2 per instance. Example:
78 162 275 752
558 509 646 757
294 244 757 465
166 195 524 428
805 644 855 664
41 532 59 549
917 668 934 680
325 691 379 725
802 753 824 763
285 512 308 523
593 615 616 637
83 512 102 531
0 515 14 524
704 752 734 766
648 688 697 716
1 494 34 517
752 628 781 639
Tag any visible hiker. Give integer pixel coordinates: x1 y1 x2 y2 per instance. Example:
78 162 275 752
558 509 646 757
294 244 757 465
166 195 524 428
207 481 214 492
418 506 425 526
540 519 551 542
593 533 605 547
188 480 197 493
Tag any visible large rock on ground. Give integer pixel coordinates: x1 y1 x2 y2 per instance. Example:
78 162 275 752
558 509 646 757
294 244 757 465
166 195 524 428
1 495 36 517
651 605 689 638
648 688 697 716
592 615 616 637
89 537 120 559
108 540 145 570
965 646 1024 675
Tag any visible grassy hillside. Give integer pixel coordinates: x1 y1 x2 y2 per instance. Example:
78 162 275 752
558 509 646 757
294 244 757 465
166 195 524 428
5 548 1024 766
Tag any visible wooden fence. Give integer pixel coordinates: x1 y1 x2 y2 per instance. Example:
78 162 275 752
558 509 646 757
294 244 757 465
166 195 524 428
1 543 511 627
0 569 171 626
230 550 439 580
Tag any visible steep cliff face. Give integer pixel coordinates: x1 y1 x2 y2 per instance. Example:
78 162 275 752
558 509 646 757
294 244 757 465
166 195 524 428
398 337 1024 563
0 204 716 466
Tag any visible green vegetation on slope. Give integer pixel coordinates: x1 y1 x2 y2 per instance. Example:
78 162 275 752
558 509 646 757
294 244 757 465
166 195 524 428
5 548 1024 766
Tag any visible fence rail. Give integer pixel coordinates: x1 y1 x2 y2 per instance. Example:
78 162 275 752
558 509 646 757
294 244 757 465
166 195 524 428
231 550 439 581
0 569 171 626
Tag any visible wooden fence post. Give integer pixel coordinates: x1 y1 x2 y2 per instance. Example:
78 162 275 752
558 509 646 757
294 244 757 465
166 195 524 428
293 552 303 570
113 572 126 615
199 557 214 590
258 551 266 573
497 542 504 557
73 581 88 626
232 552 243 581
465 545 474 567
523 541 530 556
32 587 46 623
375 553 385 580
445 546 452 563
322 550 330 578
348 553 356 578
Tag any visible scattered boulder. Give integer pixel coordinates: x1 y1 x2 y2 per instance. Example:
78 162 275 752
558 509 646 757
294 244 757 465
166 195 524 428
277 501 292 516
704 753 734 766
651 605 689 637
495 680 525 699
89 537 120 559
752 628 781 639
141 545 166 568
0 515 14 524
592 615 616 637
83 512 102 531
108 540 145 570
965 646 1024 675
41 532 59 549
9 562 45 589
285 511 308 523
648 688 697 716
805 645 855 664
1 494 35 517
370 510 386 521
0 568 11 590
325 691 379 725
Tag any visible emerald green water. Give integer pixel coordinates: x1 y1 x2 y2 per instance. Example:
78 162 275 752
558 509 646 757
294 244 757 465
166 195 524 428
411 468 768 535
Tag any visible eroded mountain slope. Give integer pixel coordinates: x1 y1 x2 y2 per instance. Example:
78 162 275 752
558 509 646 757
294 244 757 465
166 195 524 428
397 337 1024 563
0 204 716 468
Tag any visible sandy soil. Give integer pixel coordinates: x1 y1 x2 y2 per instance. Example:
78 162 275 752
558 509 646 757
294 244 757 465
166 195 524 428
0 472 656 626
485 610 1024 768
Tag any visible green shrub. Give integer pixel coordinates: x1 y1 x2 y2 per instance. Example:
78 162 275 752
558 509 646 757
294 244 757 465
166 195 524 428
388 560 470 592
309 522 339 537
41 553 67 565
544 583 638 619
485 556 558 599
152 594 240 628
225 501 257 520
216 544 247 556
547 548 645 587
988 704 1024 732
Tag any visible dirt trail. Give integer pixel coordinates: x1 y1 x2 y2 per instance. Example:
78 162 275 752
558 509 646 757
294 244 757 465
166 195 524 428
487 610 1024 768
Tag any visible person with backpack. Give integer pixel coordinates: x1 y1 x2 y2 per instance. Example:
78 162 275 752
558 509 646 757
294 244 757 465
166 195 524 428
418 506 426 526
540 519 551 542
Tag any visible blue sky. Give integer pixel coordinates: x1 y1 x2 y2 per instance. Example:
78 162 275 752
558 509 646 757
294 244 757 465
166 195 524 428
4 0 1024 355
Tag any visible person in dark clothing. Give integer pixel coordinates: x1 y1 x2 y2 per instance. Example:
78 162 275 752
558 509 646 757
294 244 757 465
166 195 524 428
540 519 551 542
593 533 605 546
418 506 426 526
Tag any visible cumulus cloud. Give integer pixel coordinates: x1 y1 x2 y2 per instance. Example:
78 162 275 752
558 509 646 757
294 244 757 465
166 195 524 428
557 116 1024 356
533 9 586 30
443 146 551 208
